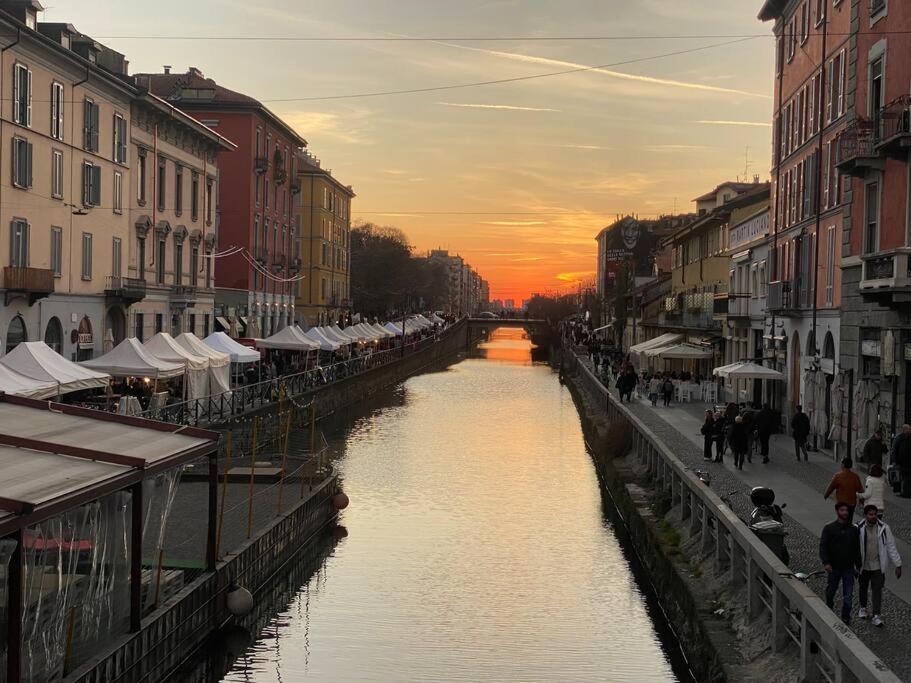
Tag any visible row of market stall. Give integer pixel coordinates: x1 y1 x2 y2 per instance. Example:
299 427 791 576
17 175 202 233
0 315 447 409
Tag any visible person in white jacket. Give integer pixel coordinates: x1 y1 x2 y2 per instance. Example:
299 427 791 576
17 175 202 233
859 464 887 517
856 504 902 626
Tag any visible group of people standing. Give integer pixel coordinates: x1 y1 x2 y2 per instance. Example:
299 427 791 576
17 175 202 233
700 403 777 469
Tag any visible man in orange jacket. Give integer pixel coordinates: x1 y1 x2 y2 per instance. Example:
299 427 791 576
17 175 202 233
824 457 865 521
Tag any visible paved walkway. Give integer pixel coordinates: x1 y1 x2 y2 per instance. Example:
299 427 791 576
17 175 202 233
583 360 911 678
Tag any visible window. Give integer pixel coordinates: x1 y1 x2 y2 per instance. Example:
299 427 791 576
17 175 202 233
870 56 884 120
6 316 27 354
826 226 835 305
205 249 212 288
814 0 826 25
83 99 99 151
112 237 122 278
871 0 886 18
175 243 183 285
800 2 809 43
113 170 123 213
157 239 166 284
190 246 199 286
11 137 32 188
206 178 213 224
82 161 101 206
155 313 163 334
188 314 196 336
787 18 796 62
865 181 880 254
51 149 64 198
203 313 210 337
81 232 92 280
255 174 261 205
44 317 63 353
113 114 127 163
137 237 146 281
827 50 846 122
264 178 270 209
13 63 31 127
191 173 199 221
138 150 147 204
50 82 64 140
9 219 28 267
134 312 144 342
776 34 783 77
157 157 166 210
175 165 183 215
50 227 62 276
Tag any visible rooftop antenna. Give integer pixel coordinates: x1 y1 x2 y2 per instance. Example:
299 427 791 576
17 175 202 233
743 146 752 183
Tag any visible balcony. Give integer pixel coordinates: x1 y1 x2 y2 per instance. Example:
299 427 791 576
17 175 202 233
726 293 751 320
767 280 803 316
713 293 729 317
254 156 269 174
859 248 911 303
253 248 268 264
876 96 911 159
105 276 146 304
3 266 54 305
835 119 884 177
170 285 197 306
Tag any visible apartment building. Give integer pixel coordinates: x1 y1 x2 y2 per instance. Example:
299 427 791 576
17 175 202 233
429 250 464 315
0 3 135 361
835 1 911 435
296 149 355 326
759 0 851 423
139 67 306 338
127 92 235 342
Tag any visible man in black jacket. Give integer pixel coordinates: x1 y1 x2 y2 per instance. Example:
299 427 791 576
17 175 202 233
756 403 775 464
791 405 811 462
820 502 862 624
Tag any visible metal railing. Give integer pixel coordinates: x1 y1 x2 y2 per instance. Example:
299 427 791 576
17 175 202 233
836 119 877 167
3 266 54 293
571 353 900 683
140 333 441 426
878 95 911 144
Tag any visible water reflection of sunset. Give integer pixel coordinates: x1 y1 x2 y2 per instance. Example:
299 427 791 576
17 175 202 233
477 327 536 364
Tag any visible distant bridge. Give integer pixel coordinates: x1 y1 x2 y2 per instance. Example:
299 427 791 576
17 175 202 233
467 317 548 331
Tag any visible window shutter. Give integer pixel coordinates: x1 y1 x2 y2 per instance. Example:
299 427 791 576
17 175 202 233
26 69 32 127
82 164 90 205
26 142 33 188
83 100 90 148
92 104 99 151
11 137 17 185
92 165 101 205
826 61 834 123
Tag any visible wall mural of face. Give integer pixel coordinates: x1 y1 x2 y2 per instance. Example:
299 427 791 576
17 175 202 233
621 219 640 251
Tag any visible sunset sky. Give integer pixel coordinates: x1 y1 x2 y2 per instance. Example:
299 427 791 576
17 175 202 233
50 0 775 301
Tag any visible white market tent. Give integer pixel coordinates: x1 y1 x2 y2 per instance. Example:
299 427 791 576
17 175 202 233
256 326 320 351
713 361 784 380
343 325 369 342
332 325 360 342
144 333 210 400
629 333 682 356
320 327 352 345
413 315 433 328
204 332 260 364
175 333 232 397
371 323 395 338
430 314 445 325
0 362 57 399
301 327 341 351
359 323 385 340
81 338 184 379
654 344 714 360
384 322 404 337
0 341 109 396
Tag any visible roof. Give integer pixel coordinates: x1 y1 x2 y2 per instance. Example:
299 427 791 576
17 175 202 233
693 181 762 203
0 341 109 395
136 69 307 147
0 394 218 535
297 153 356 197
80 337 185 379
758 0 787 21
137 92 237 152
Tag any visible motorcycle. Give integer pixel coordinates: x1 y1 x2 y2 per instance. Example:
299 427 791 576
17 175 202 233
748 486 790 566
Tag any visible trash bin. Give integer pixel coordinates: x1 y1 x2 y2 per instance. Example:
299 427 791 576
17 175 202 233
751 519 787 563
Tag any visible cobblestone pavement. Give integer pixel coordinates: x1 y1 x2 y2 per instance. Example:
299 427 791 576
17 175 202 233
579 359 911 679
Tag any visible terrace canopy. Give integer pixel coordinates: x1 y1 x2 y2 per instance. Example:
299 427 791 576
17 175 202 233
203 332 260 363
332 325 360 342
175 333 232 396
713 362 784 380
0 341 109 396
301 327 341 351
144 333 210 399
383 322 404 337
371 323 395 338
319 327 352 345
0 362 57 398
356 324 384 341
256 326 320 351
81 338 184 379
652 344 714 360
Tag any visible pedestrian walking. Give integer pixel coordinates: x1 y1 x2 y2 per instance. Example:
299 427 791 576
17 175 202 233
730 415 749 470
862 429 888 470
648 376 661 407
897 426 911 498
701 411 715 461
756 403 775 464
856 504 902 627
712 411 726 463
661 377 674 407
824 458 865 521
859 465 887 519
741 408 756 463
791 405 811 462
819 502 862 625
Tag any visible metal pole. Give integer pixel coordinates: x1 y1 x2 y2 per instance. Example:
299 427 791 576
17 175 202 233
206 450 218 571
246 416 259 539
215 430 232 558
7 528 23 683
276 409 292 514
130 481 143 632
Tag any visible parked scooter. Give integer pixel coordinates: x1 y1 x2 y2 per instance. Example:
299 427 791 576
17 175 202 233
748 486 790 566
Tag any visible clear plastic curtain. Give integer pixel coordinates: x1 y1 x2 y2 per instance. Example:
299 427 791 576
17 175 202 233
21 491 130 681
141 468 184 612
0 538 18 676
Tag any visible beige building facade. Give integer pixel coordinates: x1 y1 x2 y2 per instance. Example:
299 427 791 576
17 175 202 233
295 150 354 326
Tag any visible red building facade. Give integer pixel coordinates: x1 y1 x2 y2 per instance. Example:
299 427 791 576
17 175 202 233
759 0 851 421
137 68 306 338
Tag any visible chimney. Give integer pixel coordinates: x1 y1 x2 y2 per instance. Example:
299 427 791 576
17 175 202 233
163 65 171 74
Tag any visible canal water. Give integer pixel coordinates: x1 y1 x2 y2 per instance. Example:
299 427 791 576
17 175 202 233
219 328 682 682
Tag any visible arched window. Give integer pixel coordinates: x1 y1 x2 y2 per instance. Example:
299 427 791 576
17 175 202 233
6 315 27 353
76 316 94 361
44 316 63 353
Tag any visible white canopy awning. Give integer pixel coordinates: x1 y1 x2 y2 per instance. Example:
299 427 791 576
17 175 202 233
203 332 260 363
0 362 57 399
144 333 209 371
299 327 340 351
81 338 185 379
0 341 109 395
371 323 395 338
320 326 352 345
654 343 714 360
332 324 360 342
629 333 682 355
256 326 320 351
430 314 445 325
175 333 231 369
713 361 784 380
